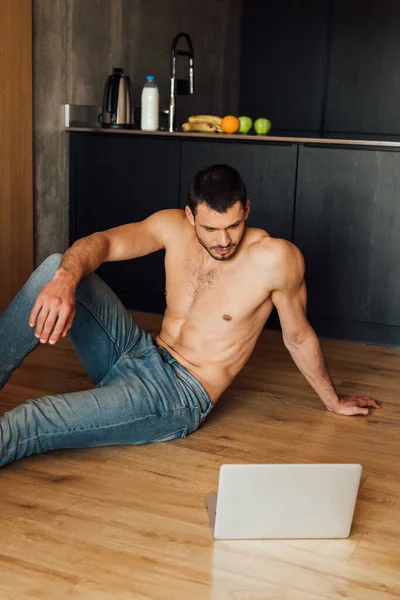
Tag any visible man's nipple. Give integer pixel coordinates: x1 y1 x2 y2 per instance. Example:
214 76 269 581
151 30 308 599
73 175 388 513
222 314 232 321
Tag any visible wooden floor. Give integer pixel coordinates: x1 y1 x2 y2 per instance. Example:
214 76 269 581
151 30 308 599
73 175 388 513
0 312 400 600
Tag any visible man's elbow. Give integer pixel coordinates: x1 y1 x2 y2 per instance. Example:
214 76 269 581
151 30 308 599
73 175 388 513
282 327 315 351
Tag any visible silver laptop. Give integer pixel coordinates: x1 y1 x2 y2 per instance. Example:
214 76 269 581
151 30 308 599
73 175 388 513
206 463 362 540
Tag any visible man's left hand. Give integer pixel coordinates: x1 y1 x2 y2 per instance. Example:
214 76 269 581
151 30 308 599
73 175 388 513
328 395 381 416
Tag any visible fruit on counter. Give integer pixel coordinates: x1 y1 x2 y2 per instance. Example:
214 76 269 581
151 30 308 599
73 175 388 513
189 115 222 128
254 118 271 135
221 115 240 134
182 121 218 133
183 115 223 133
238 116 253 134
182 114 270 135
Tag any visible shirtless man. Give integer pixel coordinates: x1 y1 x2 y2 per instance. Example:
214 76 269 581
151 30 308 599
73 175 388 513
0 164 380 467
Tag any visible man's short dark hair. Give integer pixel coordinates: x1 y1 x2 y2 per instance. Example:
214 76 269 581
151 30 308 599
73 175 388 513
188 164 247 216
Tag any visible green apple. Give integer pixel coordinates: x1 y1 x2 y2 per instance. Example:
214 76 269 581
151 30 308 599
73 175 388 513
254 118 271 135
238 116 252 134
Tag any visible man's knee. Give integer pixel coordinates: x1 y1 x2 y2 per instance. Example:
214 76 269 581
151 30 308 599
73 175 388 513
26 253 63 290
40 253 63 272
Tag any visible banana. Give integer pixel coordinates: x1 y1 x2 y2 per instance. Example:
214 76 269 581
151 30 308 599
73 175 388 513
188 115 222 127
182 122 217 133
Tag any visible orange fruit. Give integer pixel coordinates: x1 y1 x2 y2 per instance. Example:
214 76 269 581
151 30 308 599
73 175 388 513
221 115 240 134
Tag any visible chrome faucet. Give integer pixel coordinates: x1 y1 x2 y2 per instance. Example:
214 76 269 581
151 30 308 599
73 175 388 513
168 32 194 132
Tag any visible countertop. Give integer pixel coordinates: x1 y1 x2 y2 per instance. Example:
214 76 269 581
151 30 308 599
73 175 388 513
66 126 400 148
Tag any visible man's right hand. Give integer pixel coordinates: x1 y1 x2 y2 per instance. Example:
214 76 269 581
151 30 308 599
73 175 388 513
29 271 76 345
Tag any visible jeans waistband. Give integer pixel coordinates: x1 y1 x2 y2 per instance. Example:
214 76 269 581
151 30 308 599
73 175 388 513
153 339 212 415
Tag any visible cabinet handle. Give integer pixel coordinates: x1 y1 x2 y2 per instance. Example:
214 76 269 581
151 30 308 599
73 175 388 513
181 138 294 147
302 142 400 152
303 143 358 149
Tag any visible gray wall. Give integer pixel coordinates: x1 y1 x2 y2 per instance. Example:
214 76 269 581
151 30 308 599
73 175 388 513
33 0 242 264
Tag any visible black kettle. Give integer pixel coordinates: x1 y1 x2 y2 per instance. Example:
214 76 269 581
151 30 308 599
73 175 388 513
99 67 134 128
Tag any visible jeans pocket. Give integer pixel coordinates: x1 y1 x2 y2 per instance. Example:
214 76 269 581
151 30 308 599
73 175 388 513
172 373 189 407
150 427 188 443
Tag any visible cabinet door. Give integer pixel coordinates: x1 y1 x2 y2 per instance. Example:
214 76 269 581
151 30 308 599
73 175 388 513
240 0 330 135
326 0 400 136
69 133 180 310
294 145 400 327
180 140 297 240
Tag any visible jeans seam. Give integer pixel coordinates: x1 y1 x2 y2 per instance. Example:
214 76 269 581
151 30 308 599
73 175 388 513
0 339 39 386
173 369 212 415
123 347 156 359
148 426 188 443
1 407 190 459
75 295 124 358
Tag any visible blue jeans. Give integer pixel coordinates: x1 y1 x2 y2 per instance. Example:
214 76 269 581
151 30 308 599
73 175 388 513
0 254 212 467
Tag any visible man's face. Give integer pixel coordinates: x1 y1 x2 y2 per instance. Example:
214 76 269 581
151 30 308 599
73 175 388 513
186 200 250 261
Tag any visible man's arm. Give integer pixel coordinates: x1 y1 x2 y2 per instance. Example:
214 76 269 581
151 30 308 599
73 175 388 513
29 209 183 345
58 209 182 284
269 240 380 416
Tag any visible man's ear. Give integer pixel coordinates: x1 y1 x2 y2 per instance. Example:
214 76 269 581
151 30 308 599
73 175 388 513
185 205 195 226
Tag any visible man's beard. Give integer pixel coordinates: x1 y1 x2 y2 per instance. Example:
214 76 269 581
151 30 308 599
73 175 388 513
195 229 245 261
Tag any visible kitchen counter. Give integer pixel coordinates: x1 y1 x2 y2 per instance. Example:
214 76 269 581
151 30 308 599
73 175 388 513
66 126 400 148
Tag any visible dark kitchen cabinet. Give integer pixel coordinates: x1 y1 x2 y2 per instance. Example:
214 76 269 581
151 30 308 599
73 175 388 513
325 0 400 136
240 0 331 136
69 132 180 312
179 140 298 240
294 144 400 343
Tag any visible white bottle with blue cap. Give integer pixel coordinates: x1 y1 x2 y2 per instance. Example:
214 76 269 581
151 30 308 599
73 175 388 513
141 75 159 131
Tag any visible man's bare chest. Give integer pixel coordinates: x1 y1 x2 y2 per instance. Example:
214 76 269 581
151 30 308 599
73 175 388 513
166 260 226 302
188 264 223 299
164 255 269 322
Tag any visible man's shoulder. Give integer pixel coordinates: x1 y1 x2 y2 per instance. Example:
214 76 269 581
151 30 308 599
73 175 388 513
153 208 186 225
246 231 304 285
148 209 186 240
247 230 302 264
